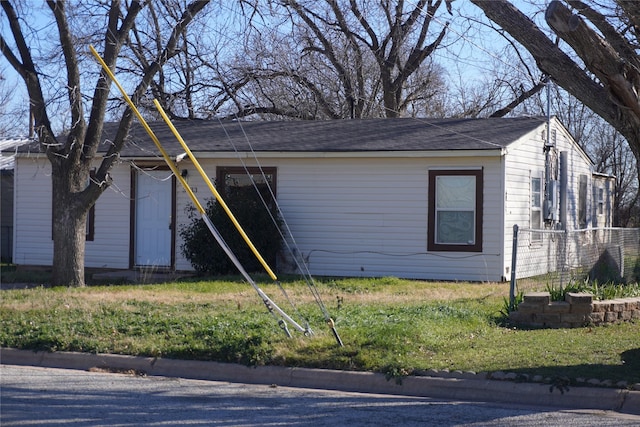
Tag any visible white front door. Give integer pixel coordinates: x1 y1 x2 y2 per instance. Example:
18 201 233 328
135 169 172 267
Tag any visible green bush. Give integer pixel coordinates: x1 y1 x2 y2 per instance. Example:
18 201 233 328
180 187 283 275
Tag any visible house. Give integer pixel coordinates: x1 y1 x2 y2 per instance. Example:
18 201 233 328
9 116 613 282
1 138 32 263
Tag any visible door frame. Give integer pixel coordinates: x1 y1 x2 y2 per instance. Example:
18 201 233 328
129 163 176 270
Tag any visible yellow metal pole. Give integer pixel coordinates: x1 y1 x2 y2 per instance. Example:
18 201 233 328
88 45 307 335
152 99 278 281
88 46 204 215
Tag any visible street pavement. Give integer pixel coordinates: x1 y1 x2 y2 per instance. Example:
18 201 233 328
3 364 640 426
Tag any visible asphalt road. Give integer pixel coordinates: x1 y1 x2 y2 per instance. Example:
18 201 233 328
2 365 640 426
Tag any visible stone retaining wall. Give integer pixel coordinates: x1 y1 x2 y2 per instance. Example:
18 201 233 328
509 292 640 328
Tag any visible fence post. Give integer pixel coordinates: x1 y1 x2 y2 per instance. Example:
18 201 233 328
509 224 519 308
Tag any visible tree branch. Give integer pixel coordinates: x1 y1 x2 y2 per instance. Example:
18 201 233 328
218 105 317 121
490 76 549 117
283 0 356 116
470 0 618 128
568 0 639 67
349 0 379 51
546 1 640 120
47 1 85 158
1 1 56 148
94 0 210 190
85 0 145 159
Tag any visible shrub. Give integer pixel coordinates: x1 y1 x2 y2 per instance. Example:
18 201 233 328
180 187 283 275
500 291 523 318
544 279 640 301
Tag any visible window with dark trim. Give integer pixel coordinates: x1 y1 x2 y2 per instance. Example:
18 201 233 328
216 167 277 204
428 169 483 252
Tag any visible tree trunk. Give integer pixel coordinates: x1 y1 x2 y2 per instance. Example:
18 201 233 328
471 0 640 192
2 0 211 286
50 160 91 287
381 67 401 117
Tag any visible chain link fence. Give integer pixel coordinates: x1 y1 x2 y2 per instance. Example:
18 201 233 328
510 226 640 296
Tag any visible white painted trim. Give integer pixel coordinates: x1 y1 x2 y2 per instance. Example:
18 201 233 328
427 166 484 171
17 149 505 160
498 154 506 280
176 150 505 159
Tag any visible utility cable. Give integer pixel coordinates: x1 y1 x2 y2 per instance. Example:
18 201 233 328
216 116 343 346
153 99 315 337
89 45 306 337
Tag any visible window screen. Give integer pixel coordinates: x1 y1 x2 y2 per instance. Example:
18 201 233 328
428 169 483 252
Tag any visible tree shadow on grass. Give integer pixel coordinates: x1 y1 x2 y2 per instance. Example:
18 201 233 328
500 348 640 389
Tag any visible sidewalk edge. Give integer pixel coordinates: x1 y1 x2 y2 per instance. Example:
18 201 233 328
2 348 638 415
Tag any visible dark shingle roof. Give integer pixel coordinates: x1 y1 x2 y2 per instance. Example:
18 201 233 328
16 117 547 158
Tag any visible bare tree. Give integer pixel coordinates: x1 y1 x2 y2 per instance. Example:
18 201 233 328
544 86 639 226
470 0 640 196
211 0 453 120
590 123 639 226
0 68 28 137
0 0 210 286
443 46 549 119
128 0 224 121
478 59 639 226
456 4 552 119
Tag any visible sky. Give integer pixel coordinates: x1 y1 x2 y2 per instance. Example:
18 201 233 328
0 0 552 138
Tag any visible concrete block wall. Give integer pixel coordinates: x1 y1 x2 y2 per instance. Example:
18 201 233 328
509 292 640 328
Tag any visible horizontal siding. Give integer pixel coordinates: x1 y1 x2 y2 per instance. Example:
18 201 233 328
14 158 132 269
84 163 131 268
562 136 595 229
175 156 505 282
13 158 53 265
16 152 508 282
279 157 501 282
503 119 595 279
503 125 548 280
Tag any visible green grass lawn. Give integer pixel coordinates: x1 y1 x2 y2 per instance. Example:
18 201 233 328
1 276 638 386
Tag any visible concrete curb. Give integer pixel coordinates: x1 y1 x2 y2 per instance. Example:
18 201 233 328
2 348 639 415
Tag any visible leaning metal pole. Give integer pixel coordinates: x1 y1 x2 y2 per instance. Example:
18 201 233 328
152 99 277 281
152 99 348 346
89 45 306 336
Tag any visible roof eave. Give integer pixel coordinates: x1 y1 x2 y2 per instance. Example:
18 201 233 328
167 149 505 160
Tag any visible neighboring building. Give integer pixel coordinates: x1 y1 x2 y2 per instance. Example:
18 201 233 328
9 117 614 281
591 172 615 228
1 138 32 263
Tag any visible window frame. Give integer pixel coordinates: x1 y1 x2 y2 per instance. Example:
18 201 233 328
427 169 483 252
216 167 277 200
597 187 604 216
530 174 543 243
530 176 542 222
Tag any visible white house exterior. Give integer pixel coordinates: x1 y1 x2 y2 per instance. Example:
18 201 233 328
1 138 32 262
10 117 612 282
